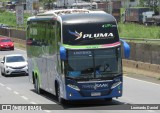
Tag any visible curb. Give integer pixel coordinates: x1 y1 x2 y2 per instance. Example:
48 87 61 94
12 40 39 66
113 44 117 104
122 59 160 74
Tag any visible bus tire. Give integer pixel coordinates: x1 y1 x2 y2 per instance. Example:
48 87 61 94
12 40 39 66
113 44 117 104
34 77 42 94
105 98 112 102
56 84 64 105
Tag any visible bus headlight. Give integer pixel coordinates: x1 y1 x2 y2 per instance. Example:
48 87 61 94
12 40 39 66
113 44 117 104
67 84 80 91
111 81 122 89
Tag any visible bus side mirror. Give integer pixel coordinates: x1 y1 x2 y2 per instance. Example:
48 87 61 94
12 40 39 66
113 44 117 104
60 46 67 60
120 39 130 59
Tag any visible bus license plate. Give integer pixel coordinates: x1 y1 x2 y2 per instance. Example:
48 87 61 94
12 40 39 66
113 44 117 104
91 92 101 96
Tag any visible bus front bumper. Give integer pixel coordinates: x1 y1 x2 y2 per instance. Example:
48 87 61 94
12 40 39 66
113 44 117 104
65 84 122 100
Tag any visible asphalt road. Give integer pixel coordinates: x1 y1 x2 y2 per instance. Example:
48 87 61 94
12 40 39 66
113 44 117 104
0 48 160 113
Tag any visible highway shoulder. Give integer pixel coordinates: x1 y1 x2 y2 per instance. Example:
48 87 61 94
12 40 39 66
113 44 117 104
123 66 160 85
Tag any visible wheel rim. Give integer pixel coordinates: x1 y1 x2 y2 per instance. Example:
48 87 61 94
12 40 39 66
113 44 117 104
57 86 60 100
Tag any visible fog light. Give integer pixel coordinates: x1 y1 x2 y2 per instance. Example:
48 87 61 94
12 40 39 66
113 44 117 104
69 93 72 97
118 90 121 94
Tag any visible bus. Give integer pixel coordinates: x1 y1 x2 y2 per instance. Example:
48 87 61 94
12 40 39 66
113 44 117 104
26 9 130 104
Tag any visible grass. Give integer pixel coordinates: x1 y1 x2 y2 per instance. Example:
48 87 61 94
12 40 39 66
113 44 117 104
118 23 160 39
0 11 160 39
14 42 26 50
0 11 30 28
0 0 7 2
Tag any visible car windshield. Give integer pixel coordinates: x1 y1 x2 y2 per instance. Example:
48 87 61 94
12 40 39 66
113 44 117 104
6 56 25 63
65 48 122 79
0 39 11 42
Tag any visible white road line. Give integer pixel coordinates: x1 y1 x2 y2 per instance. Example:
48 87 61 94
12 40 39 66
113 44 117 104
30 102 37 104
6 87 12 91
44 110 51 113
147 110 155 112
21 96 29 100
125 76 160 86
13 91 19 95
0 83 5 86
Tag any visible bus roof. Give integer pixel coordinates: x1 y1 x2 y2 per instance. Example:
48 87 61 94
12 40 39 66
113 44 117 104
27 9 116 24
60 13 116 24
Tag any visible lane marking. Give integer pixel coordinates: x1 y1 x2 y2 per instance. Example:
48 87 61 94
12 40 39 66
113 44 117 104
0 83 5 86
44 110 51 113
125 76 160 86
21 96 29 100
147 110 155 112
30 102 37 104
6 87 12 91
13 91 19 95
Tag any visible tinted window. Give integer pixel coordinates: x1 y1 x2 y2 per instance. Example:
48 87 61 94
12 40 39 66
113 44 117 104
0 39 11 42
65 48 121 79
6 56 25 63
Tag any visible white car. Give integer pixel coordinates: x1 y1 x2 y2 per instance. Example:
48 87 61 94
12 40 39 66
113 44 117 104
1 54 28 76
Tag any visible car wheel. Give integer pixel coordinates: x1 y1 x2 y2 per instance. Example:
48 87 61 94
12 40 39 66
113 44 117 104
2 69 6 76
56 83 64 104
34 77 42 94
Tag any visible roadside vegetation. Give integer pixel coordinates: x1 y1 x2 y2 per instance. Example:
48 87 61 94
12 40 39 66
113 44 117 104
0 11 29 28
118 23 160 39
0 10 160 39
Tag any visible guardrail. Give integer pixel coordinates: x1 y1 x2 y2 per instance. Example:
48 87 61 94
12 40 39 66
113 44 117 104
121 38 160 43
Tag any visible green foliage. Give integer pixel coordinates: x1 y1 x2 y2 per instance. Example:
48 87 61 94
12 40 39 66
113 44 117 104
0 11 29 27
118 23 160 39
139 0 160 14
0 9 5 13
0 0 7 2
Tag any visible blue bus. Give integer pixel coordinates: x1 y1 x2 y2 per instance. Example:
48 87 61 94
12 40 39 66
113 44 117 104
26 9 130 104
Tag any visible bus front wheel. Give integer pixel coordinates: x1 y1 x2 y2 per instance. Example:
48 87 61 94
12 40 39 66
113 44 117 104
56 84 64 104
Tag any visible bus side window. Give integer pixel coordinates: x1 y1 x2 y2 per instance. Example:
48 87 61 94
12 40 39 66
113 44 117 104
56 22 63 74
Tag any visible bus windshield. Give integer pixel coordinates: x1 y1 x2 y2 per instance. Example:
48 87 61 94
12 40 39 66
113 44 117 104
65 48 121 79
63 23 119 45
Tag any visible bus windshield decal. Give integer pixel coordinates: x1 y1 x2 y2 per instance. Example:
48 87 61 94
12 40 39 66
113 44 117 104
68 30 82 40
68 30 114 40
63 42 120 49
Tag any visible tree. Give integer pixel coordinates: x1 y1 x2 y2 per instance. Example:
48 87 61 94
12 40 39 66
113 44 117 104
39 0 56 9
139 0 160 14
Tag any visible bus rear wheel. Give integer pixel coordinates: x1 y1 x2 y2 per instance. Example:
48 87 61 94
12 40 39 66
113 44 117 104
34 77 42 94
56 84 64 104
